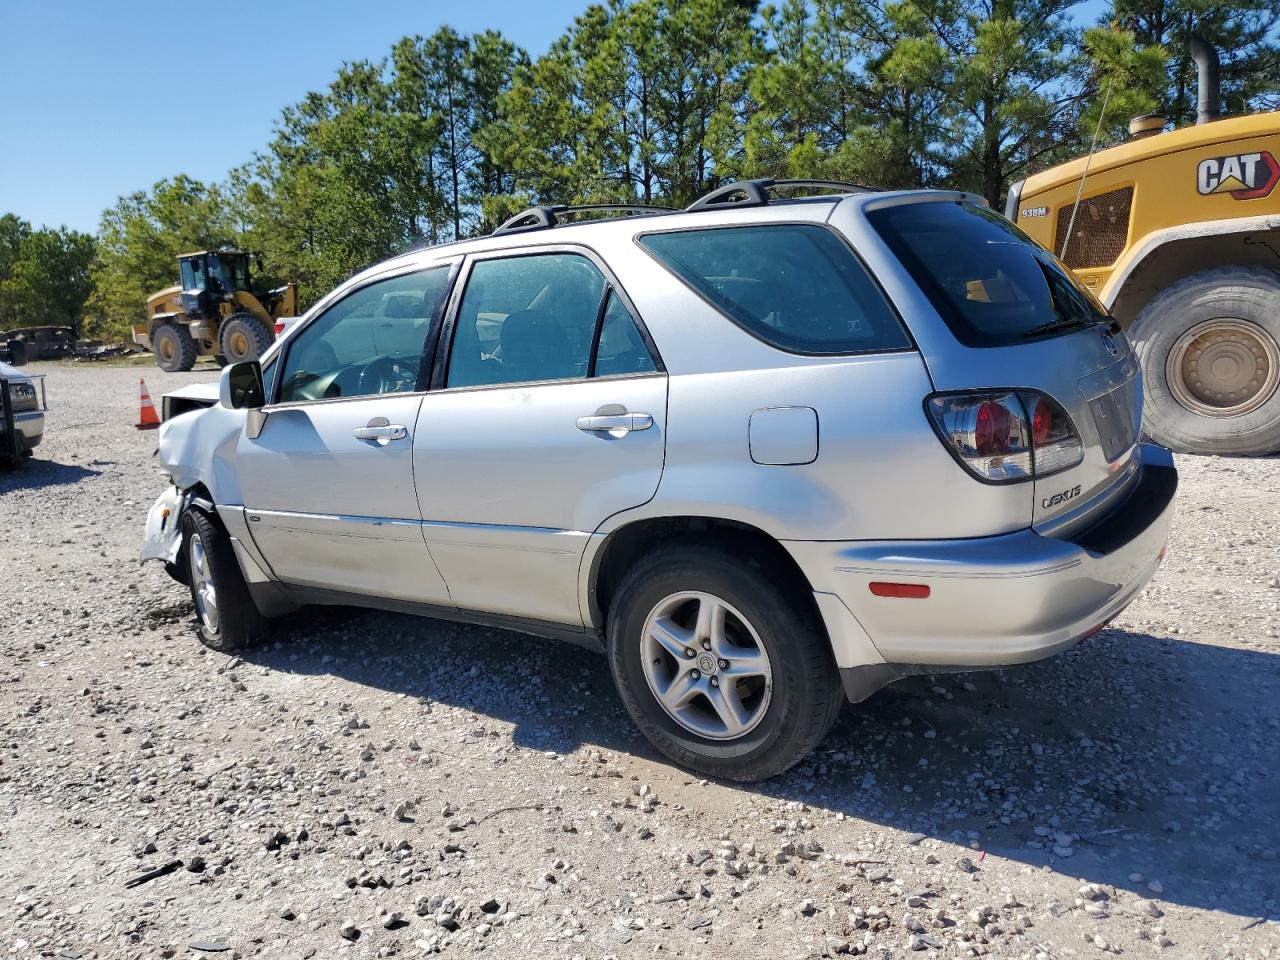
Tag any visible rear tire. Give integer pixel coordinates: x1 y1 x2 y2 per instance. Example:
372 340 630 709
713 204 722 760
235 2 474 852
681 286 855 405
219 314 273 365
1129 266 1280 455
152 322 197 372
607 543 842 781
182 506 270 652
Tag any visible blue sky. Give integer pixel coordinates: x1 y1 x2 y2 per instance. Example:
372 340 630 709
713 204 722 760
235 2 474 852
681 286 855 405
1 0 1109 234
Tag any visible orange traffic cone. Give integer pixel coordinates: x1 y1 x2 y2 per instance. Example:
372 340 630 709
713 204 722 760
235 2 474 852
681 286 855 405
137 378 161 430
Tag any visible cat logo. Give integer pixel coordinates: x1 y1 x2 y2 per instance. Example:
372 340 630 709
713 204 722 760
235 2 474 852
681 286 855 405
1196 150 1280 200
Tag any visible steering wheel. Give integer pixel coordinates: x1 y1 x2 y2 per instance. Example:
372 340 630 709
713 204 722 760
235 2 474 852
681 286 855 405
357 355 420 394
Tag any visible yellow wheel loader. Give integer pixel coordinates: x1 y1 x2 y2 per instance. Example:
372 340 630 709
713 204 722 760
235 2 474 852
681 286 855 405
1006 37 1280 455
134 250 298 372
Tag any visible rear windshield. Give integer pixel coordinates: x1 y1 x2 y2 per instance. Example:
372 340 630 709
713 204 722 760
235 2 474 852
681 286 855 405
867 200 1108 347
638 224 910 355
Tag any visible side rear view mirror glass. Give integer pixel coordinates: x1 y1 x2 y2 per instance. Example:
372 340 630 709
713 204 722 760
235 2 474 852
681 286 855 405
220 361 265 410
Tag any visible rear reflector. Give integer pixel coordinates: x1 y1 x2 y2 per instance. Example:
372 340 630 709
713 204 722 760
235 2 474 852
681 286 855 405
869 582 931 599
274 322 285 336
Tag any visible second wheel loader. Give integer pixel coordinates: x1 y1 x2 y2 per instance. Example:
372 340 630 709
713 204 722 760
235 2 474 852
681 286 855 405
134 250 297 372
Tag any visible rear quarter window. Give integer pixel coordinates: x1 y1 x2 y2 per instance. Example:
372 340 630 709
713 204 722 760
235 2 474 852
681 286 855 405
867 200 1108 347
638 224 910 355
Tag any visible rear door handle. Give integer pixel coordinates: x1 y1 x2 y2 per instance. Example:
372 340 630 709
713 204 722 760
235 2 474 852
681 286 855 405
353 417 408 445
575 412 653 435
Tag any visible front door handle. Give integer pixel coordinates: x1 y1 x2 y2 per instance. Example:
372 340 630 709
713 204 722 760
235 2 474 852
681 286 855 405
353 417 408 446
575 412 654 436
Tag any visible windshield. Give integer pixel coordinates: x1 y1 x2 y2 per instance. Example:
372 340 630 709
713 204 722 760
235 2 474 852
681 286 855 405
867 200 1108 347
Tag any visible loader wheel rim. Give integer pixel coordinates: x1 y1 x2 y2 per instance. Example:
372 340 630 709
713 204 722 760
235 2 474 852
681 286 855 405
158 337 175 362
1167 318 1280 418
228 330 249 359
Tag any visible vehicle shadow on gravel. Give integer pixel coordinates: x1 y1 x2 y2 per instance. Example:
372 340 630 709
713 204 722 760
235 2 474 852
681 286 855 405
0 458 100 491
244 609 1279 923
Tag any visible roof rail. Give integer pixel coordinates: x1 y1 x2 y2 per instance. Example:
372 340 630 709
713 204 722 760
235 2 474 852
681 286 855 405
492 203 674 237
685 178 877 212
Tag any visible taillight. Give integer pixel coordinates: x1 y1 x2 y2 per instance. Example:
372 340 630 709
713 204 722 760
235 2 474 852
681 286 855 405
274 321 285 336
926 390 1083 483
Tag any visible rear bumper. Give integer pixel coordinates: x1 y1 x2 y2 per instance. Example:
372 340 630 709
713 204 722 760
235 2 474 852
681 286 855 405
5 409 44 451
787 444 1177 696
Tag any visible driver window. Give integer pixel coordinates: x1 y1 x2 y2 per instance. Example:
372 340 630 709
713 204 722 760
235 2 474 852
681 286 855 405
277 266 451 404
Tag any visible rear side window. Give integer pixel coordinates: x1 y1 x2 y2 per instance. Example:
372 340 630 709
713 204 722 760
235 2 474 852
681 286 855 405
639 224 910 354
867 201 1108 347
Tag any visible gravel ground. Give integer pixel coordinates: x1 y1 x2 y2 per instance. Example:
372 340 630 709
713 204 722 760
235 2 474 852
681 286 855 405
2 361 1278 960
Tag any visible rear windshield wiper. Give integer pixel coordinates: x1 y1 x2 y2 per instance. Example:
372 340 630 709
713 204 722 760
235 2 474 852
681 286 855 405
1020 316 1101 339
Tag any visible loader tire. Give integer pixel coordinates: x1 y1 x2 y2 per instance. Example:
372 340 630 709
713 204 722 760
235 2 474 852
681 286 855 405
219 314 273 365
152 322 197 372
1129 266 1280 456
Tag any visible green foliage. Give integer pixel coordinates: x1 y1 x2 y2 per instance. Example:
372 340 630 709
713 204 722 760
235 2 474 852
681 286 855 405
0 213 96 334
1106 0 1280 126
13 0 1280 336
86 176 239 340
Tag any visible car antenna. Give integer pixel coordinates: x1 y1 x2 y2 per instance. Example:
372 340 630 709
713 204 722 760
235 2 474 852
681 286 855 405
1059 77 1114 262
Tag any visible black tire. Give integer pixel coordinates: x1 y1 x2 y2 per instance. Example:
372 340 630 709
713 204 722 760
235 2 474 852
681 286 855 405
181 506 270 653
607 543 843 781
152 322 198 372
219 314 273 365
1129 266 1280 455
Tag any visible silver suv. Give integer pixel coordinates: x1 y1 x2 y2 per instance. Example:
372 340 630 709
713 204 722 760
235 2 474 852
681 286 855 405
142 180 1177 781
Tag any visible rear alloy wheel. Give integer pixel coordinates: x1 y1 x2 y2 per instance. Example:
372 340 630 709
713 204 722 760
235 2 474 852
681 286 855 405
1130 266 1280 455
219 314 273 365
152 322 197 372
641 592 773 740
608 544 843 781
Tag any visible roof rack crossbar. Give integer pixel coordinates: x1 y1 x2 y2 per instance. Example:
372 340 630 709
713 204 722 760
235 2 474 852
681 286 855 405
492 203 674 237
685 178 877 212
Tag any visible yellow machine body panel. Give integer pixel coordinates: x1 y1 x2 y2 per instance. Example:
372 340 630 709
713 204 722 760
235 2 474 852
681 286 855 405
1011 112 1280 304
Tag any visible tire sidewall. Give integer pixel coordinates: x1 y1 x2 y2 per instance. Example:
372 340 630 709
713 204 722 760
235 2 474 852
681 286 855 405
220 315 271 364
153 324 191 373
608 552 819 775
181 508 258 653
1132 270 1280 454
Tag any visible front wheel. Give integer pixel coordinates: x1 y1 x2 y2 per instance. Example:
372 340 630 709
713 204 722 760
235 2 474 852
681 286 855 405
219 314 273 365
182 507 271 652
1130 266 1280 455
607 544 843 781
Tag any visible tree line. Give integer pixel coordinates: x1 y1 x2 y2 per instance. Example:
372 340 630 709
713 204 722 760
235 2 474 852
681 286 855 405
5 0 1279 342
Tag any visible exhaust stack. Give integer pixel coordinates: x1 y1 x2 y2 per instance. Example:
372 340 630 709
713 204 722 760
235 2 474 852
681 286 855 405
1190 33 1220 125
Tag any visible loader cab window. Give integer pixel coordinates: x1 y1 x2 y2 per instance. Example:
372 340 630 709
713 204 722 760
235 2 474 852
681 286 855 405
276 265 452 404
206 254 248 294
180 256 206 293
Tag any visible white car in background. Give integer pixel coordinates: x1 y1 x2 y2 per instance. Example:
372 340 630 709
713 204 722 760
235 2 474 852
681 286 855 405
0 360 45 469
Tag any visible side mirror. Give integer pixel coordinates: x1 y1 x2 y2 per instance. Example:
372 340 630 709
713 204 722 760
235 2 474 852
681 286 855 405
220 361 270 439
219 361 265 410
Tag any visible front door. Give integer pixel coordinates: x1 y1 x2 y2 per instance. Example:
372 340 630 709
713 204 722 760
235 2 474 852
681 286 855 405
413 250 668 624
236 263 455 603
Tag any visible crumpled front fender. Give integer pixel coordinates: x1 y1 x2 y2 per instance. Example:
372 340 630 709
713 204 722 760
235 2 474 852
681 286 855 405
140 485 186 565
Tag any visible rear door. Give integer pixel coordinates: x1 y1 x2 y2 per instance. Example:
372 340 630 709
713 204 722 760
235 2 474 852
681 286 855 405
236 263 455 602
413 248 667 625
859 197 1142 530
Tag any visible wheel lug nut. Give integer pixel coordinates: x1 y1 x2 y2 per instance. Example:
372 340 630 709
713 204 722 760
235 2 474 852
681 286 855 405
710 677 719 687
701 640 711 650
685 648 695 658
691 669 701 680
718 659 728 669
